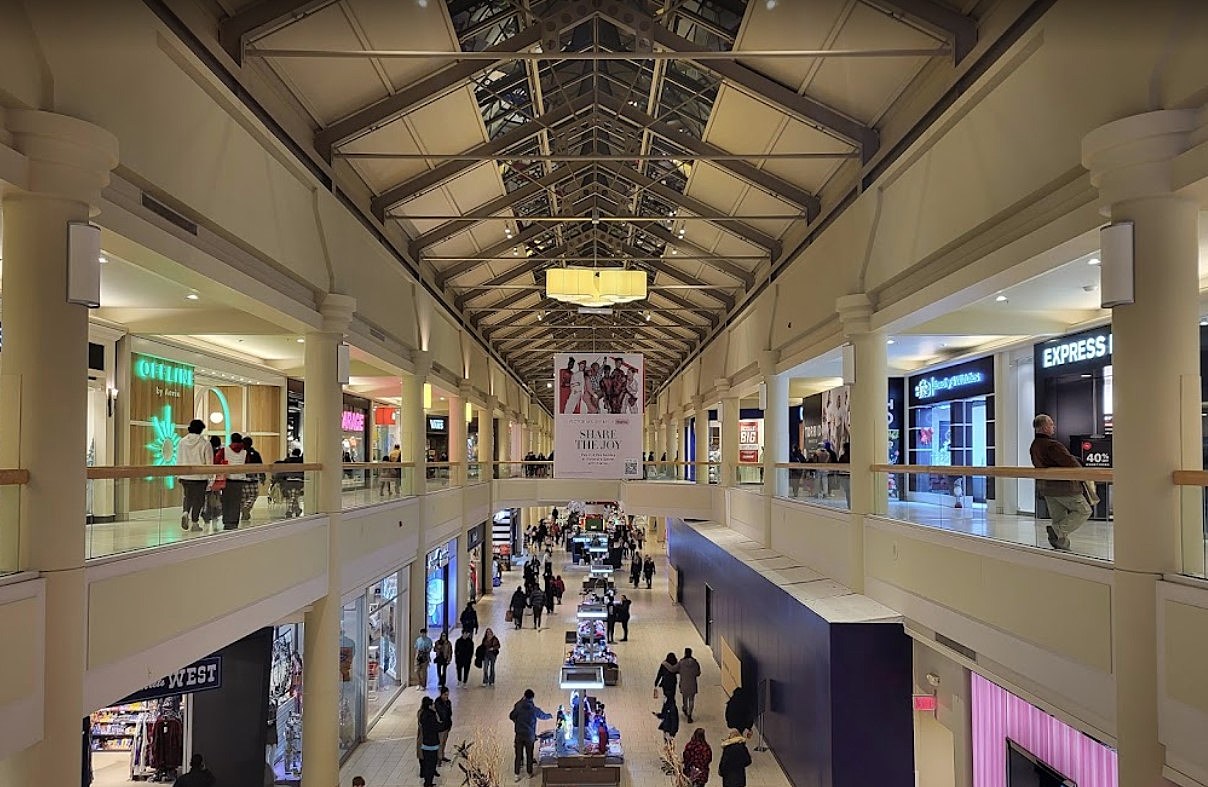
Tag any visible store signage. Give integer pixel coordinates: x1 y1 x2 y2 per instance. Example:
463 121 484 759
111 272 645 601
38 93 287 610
374 406 398 426
908 356 995 406
738 419 762 463
427 416 447 432
134 354 194 387
1078 436 1112 468
121 656 222 703
341 410 366 432
1040 330 1112 370
913 370 985 401
426 545 450 571
913 694 938 712
466 523 485 551
553 351 644 480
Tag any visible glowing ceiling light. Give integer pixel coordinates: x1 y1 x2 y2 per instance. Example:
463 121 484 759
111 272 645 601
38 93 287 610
545 268 647 308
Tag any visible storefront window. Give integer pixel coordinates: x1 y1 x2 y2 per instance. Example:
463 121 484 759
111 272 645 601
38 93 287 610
425 542 457 633
907 356 996 503
366 573 403 722
270 624 304 783
339 599 365 757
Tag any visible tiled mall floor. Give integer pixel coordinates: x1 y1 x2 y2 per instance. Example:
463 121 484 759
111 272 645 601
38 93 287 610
340 541 793 787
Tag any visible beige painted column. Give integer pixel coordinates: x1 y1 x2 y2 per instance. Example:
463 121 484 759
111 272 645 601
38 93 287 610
1083 109 1204 787
761 350 788 498
405 352 431 686
837 294 887 594
0 110 116 784
692 397 708 484
718 380 738 488
448 385 466 487
300 293 356 787
665 416 678 477
480 396 497 478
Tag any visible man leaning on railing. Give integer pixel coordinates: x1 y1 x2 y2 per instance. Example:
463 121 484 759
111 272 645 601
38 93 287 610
1029 414 1092 552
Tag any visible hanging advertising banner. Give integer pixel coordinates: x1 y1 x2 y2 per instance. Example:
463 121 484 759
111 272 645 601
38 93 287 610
738 419 763 463
554 353 644 479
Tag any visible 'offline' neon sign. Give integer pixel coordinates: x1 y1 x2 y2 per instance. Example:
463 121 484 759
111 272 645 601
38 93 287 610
135 355 194 387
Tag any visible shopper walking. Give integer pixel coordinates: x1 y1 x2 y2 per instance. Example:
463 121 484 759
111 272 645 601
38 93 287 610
643 555 656 589
454 629 474 685
215 433 249 530
629 553 642 588
530 584 546 629
717 730 752 787
654 692 680 744
240 435 264 522
177 420 213 532
435 686 453 763
509 586 527 630
205 435 225 530
172 753 215 787
553 575 565 606
682 728 713 787
678 648 702 722
459 602 479 637
724 686 756 736
433 631 453 688
510 688 552 782
413 628 434 690
479 628 500 686
544 575 556 616
616 595 632 641
1030 413 1092 552
655 652 679 700
418 696 442 787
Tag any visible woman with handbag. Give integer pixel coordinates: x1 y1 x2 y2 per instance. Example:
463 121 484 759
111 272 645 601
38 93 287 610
682 728 713 787
432 631 453 688
479 628 500 686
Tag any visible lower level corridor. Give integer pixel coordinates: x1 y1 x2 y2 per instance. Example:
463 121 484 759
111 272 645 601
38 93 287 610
340 538 793 787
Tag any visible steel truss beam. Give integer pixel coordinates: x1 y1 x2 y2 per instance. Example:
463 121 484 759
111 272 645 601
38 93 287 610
409 163 593 254
219 0 339 63
869 0 977 63
371 93 594 218
599 95 821 218
315 25 544 159
339 152 859 162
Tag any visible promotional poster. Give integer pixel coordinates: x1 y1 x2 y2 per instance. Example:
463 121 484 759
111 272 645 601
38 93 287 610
554 353 644 479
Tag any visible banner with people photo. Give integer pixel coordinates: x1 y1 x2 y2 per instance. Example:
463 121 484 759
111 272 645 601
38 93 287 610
553 353 644 479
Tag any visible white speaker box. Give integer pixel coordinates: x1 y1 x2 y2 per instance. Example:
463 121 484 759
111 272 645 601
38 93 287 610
1100 221 1134 308
67 221 101 307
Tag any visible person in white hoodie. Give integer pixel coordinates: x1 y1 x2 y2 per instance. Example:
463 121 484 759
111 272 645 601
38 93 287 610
216 433 248 530
177 420 213 532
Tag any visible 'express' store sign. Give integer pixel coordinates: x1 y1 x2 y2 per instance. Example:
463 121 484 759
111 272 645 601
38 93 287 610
1040 330 1112 370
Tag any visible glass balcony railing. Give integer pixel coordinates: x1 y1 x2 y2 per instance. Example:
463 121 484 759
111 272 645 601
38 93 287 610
85 463 322 560
870 464 1114 562
1171 469 1208 578
772 464 850 510
339 463 416 509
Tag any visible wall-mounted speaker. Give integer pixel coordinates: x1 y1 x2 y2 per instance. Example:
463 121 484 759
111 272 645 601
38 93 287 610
337 343 351 385
67 221 101 308
1099 221 1134 308
842 343 856 385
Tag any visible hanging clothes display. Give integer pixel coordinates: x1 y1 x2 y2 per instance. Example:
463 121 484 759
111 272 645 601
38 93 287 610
148 706 184 778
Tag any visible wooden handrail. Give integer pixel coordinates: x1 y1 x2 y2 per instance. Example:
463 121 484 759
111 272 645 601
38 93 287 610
0 469 29 485
773 463 851 470
341 462 416 469
871 463 1113 482
1173 470 1208 486
87 463 323 480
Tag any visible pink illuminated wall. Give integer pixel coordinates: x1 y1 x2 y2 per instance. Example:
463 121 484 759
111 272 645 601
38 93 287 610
972 673 1117 787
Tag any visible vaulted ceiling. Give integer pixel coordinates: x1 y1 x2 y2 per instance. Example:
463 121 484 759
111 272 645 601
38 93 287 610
217 0 980 411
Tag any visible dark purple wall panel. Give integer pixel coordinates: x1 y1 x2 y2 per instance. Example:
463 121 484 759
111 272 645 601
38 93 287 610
668 518 914 787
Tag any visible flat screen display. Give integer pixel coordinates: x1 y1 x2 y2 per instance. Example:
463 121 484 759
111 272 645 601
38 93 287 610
1007 740 1076 787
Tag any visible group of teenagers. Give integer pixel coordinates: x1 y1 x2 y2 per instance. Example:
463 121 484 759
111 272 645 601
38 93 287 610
654 649 757 787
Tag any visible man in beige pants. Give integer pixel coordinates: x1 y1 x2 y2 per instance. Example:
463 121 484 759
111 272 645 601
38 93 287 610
1029 414 1092 552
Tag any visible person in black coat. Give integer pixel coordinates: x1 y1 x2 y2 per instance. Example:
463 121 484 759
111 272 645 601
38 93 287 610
717 730 753 787
453 629 475 685
629 552 642 588
417 697 442 787
509 586 527 630
605 600 617 643
655 653 679 699
459 602 479 636
615 595 632 641
725 686 756 735
642 555 655 589
654 693 680 743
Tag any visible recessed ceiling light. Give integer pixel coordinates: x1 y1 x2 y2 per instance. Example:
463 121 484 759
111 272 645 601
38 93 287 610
1200 318 1207 327
296 337 305 343
766 0 778 8
546 382 553 389
886 338 895 345
186 292 200 301
1088 257 1100 266
98 255 108 264
995 294 1008 303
